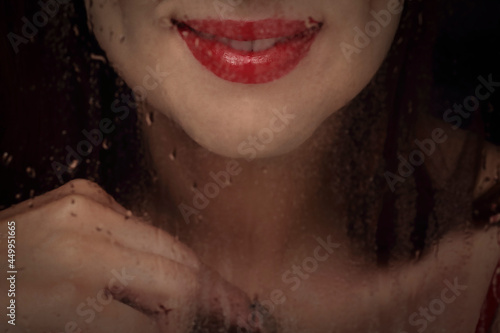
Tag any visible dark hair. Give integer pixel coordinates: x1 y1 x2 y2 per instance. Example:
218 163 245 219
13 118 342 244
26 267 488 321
1 0 499 264
337 0 500 264
0 0 150 212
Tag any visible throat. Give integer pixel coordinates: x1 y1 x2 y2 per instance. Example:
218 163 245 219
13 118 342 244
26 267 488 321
142 106 346 283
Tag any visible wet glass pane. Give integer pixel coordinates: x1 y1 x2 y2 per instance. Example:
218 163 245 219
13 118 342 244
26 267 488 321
1 0 500 332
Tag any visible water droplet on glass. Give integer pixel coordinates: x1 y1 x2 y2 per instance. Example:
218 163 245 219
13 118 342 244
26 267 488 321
169 149 177 161
103 138 111 150
26 167 36 178
2 152 13 166
69 159 79 170
145 112 154 126
90 53 107 63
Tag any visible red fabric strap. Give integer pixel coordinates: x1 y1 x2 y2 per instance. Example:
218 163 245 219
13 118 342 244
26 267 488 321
476 259 500 333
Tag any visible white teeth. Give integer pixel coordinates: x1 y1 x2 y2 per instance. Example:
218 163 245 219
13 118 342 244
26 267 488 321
229 40 254 52
252 38 280 52
195 32 284 52
217 37 282 52
198 32 213 39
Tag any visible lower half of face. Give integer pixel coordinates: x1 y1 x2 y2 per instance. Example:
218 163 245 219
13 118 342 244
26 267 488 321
86 0 403 158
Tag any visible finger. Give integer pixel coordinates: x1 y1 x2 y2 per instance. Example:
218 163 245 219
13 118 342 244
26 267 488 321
22 231 200 332
18 227 255 333
0 179 129 221
15 283 159 333
1 184 200 270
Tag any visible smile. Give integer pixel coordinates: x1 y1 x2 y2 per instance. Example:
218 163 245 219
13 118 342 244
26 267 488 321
173 18 323 84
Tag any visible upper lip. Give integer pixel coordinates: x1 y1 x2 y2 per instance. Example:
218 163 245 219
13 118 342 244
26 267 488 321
171 18 323 41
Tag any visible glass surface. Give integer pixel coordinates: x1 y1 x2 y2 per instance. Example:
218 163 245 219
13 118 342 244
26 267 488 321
0 0 500 332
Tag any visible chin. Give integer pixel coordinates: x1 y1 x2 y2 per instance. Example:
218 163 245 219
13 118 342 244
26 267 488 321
149 89 324 160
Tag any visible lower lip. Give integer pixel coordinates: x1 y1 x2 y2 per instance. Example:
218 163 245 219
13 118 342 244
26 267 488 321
175 19 322 84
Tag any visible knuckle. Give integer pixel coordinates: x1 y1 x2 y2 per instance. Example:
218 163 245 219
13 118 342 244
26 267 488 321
55 193 96 216
58 179 106 201
45 194 105 229
59 179 122 211
0 179 104 223
63 178 98 191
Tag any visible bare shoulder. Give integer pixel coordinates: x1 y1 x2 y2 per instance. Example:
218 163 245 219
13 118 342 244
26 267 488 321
474 142 500 199
416 112 500 203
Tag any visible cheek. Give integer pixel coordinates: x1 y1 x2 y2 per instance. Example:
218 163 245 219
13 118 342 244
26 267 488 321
300 1 402 130
336 0 402 60
86 1 126 44
89 13 174 107
87 0 161 71
322 0 402 87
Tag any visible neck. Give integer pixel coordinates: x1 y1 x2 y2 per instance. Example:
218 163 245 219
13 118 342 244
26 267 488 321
141 106 347 282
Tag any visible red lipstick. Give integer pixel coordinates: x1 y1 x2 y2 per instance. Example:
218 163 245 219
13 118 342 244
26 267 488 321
173 19 322 84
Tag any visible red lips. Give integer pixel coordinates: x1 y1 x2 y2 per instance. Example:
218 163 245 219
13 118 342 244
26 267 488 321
174 18 322 84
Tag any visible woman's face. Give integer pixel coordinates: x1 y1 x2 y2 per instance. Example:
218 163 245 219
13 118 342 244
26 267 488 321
85 0 403 158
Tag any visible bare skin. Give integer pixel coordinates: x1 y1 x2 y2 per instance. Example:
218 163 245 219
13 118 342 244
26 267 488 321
1 113 499 333
144 101 500 332
0 180 271 333
1 0 499 332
